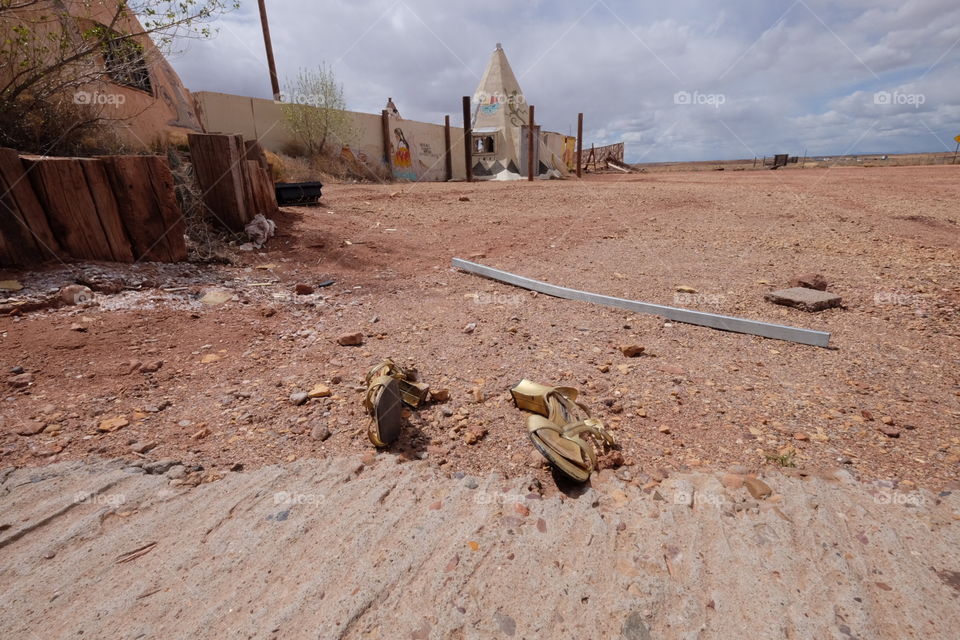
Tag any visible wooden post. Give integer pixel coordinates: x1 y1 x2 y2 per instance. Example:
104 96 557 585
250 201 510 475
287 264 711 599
528 105 535 181
381 110 393 178
576 112 583 178
0 147 60 266
462 96 473 182
257 0 281 100
444 115 453 181
953 141 959 165
187 133 252 231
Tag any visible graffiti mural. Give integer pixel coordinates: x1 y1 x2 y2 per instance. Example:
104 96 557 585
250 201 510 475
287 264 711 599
392 127 418 181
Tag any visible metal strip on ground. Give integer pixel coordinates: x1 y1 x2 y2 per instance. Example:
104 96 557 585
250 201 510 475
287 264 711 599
452 258 831 348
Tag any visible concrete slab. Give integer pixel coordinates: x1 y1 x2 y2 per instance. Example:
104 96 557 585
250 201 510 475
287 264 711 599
765 287 842 312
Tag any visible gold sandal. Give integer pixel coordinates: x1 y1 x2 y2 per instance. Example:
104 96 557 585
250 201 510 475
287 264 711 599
363 359 430 447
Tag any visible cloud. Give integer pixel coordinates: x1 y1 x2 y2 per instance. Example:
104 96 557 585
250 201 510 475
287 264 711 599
165 0 960 162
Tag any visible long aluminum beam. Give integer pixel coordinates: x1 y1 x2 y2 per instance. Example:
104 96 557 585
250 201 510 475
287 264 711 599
452 258 831 348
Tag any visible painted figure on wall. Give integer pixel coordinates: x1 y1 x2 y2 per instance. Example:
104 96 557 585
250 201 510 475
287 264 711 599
393 128 418 180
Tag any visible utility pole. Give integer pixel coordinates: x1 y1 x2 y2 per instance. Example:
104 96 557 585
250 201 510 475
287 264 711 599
257 0 281 100
576 113 583 178
462 96 473 182
527 105 535 181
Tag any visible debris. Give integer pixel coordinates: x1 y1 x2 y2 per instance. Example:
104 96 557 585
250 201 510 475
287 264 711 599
765 287 842 312
458 195 471 202
744 477 773 500
788 273 828 291
0 280 24 292
337 332 364 346
308 384 332 398
675 285 698 293
463 322 477 334
97 416 129 432
59 284 93 305
429 388 450 403
453 258 831 347
199 289 232 305
294 283 314 295
290 392 309 406
620 344 645 357
244 214 276 248
69 323 87 332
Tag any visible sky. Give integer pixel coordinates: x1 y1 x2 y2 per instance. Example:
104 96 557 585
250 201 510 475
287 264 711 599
167 0 960 163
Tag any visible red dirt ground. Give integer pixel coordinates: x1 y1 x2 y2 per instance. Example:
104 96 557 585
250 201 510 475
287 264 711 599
2 165 958 489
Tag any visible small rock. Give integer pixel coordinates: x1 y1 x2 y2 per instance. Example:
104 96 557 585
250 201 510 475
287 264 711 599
675 285 698 294
598 450 625 469
794 432 809 441
8 373 34 388
10 365 24 375
166 465 187 479
880 416 894 425
878 426 900 438
69 323 87 332
310 424 331 441
765 287 841 312
429 388 450 403
59 284 94 305
657 425 671 435
458 195 471 202
744 477 773 500
139 360 163 374
290 392 309 406
97 416 129 432
470 387 485 403
720 473 744 490
788 273 828 291
463 322 477 334
620 344 645 357
514 503 530 517
337 332 364 346
294 283 314 295
308 384 332 398
16 420 46 436
464 426 488 444
463 476 479 489
130 441 157 454
598 364 610 373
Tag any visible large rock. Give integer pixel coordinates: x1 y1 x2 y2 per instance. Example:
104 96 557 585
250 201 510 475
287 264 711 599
788 273 828 291
765 287 841 312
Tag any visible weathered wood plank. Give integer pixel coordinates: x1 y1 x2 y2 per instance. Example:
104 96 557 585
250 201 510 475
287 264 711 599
187 133 250 231
22 157 114 261
0 148 59 265
78 159 134 263
452 258 832 347
101 155 186 263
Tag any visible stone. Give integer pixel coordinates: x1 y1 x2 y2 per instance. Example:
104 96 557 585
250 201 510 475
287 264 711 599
744 477 773 500
308 384 332 398
166 465 187 479
97 416 129 432
621 344 646 357
880 416 894 425
10 365 23 374
765 287 841 312
788 273 828 291
199 289 232 305
130 441 157 454
290 392 309 406
337 332 364 346
310 424 331 441
458 195 471 202
720 473 744 490
463 322 477 334
8 373 33 388
429 388 450 403
794 432 810 441
675 285 698 294
144 459 178 475
69 323 87 332
0 280 23 292
59 284 94 305
294 283 314 295
878 426 900 438
16 420 46 436
658 425 671 434
139 360 163 374
464 427 488 444
621 610 652 640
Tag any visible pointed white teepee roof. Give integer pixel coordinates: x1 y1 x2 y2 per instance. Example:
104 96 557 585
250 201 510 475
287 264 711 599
472 44 529 169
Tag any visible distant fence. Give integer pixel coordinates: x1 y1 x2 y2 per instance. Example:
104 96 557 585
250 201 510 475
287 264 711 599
582 142 625 171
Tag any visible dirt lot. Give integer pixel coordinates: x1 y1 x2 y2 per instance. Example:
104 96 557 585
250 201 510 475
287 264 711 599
2 165 959 490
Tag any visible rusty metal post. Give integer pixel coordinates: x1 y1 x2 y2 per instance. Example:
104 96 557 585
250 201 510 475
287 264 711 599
576 112 583 178
528 105 535 181
444 115 453 181
462 96 473 182
257 0 281 100
381 110 393 175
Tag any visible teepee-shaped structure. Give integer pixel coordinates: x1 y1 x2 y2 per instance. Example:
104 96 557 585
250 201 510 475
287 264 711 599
470 43 536 178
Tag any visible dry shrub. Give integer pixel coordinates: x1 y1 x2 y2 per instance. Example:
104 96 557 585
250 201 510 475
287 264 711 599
166 148 235 262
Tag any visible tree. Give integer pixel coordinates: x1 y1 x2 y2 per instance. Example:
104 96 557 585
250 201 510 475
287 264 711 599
0 0 239 153
280 64 352 157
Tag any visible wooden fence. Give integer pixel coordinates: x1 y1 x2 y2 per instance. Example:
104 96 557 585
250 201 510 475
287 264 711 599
0 133 279 268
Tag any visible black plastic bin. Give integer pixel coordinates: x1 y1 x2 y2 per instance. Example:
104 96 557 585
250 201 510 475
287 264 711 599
275 181 323 206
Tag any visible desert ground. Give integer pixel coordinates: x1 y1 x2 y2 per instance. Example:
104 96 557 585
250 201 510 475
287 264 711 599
2 165 959 638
